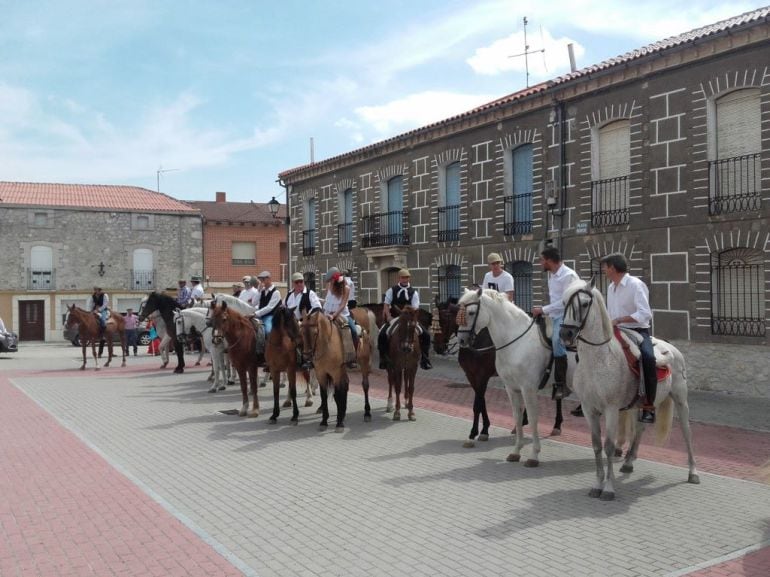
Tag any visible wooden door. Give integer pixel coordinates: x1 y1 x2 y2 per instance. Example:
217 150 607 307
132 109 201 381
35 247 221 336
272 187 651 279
19 300 45 341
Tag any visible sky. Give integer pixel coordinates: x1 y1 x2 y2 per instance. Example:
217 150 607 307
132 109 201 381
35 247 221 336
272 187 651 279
1 0 767 204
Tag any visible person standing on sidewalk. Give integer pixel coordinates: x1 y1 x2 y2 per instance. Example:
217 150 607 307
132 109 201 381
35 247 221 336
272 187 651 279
531 247 579 401
124 308 139 356
481 252 515 301
602 253 657 424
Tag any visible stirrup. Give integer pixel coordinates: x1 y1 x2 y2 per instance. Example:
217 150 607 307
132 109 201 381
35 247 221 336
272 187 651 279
638 408 656 423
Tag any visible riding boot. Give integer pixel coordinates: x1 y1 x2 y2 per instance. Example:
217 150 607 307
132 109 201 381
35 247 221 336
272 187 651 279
419 331 432 370
639 374 657 423
378 327 389 370
552 356 569 400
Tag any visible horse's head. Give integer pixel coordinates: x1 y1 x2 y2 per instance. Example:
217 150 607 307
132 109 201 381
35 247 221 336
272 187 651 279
456 287 488 347
138 293 158 321
173 310 186 342
273 305 299 341
560 278 606 347
432 302 459 354
395 306 420 354
299 309 323 365
64 304 80 331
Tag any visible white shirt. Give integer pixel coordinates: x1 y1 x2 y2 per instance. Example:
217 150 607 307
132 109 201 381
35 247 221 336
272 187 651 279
190 283 205 300
542 263 579 318
86 293 110 312
239 286 258 306
323 289 349 319
255 286 282 318
345 276 355 301
607 274 652 329
384 284 420 308
285 288 322 320
482 270 514 296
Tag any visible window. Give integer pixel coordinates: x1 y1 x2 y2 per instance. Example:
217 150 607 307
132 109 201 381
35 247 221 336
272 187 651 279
338 188 353 252
132 214 154 230
710 248 765 336
136 215 150 228
592 120 630 226
386 176 404 242
504 145 533 235
132 248 155 289
504 261 533 311
29 245 53 290
304 271 317 293
303 198 316 256
437 264 461 303
232 242 256 265
709 89 761 215
34 212 48 227
589 257 609 298
438 162 460 241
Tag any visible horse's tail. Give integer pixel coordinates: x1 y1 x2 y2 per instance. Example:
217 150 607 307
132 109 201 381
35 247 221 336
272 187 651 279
653 395 674 446
366 310 377 349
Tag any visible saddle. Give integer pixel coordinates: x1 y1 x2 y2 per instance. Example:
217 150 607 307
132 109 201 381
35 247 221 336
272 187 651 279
333 317 358 364
536 315 576 353
613 327 672 382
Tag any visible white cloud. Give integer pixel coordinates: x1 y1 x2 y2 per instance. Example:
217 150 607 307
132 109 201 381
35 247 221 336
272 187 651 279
354 91 498 137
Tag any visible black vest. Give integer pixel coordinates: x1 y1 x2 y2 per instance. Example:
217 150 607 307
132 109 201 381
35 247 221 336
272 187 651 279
390 284 415 308
259 286 278 311
93 293 105 307
285 288 312 315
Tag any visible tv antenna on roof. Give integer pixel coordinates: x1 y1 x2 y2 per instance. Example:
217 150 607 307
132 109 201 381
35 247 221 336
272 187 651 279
156 166 180 193
508 16 545 88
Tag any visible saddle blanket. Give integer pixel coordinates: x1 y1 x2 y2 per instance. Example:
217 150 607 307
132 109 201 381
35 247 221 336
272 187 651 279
614 327 671 382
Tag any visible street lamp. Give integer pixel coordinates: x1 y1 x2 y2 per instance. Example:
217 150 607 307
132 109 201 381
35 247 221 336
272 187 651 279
267 195 291 284
267 196 280 218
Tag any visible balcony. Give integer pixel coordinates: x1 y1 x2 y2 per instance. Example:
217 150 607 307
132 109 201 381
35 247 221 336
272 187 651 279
709 153 761 215
503 193 532 236
591 176 630 227
361 210 410 248
28 269 54 290
437 204 460 242
302 229 316 256
131 269 155 290
337 223 352 253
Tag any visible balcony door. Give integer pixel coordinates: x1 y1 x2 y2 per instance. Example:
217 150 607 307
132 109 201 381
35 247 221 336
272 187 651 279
132 249 154 289
386 176 403 240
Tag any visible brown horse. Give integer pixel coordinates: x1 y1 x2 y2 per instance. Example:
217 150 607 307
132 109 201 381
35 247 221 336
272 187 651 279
300 309 349 431
432 300 565 447
350 307 376 422
266 305 315 424
209 301 260 417
386 305 420 421
64 304 126 370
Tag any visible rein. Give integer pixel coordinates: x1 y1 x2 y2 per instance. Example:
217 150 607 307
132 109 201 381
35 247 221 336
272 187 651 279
457 297 538 353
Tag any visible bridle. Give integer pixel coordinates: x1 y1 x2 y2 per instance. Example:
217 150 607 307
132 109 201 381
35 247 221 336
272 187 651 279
561 287 612 347
432 306 459 355
396 311 419 353
175 310 210 343
456 289 537 353
301 309 322 363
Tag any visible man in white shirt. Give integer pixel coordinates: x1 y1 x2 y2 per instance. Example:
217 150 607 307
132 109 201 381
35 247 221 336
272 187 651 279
344 269 357 309
285 272 321 319
532 247 579 401
239 276 259 307
601 253 657 424
481 253 514 301
190 275 205 303
254 271 281 336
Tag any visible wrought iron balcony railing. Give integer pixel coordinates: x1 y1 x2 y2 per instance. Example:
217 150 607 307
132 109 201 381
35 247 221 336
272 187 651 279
28 269 54 290
437 204 460 242
131 269 155 290
503 193 533 235
591 176 630 227
337 223 352 252
302 229 316 256
361 210 410 248
708 153 761 215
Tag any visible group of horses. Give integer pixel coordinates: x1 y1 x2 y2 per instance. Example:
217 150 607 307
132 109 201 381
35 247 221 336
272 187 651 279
64 279 700 500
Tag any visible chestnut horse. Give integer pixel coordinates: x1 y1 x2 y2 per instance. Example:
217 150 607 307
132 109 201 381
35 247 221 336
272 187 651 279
65 304 126 370
210 301 260 417
432 301 566 447
386 305 421 421
300 309 349 431
266 305 315 424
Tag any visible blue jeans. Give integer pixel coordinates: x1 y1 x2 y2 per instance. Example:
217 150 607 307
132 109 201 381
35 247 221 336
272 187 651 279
551 315 567 357
347 315 358 349
262 315 273 336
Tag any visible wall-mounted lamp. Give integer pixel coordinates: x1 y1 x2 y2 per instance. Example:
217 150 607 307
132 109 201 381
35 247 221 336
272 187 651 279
267 196 290 225
97 262 105 277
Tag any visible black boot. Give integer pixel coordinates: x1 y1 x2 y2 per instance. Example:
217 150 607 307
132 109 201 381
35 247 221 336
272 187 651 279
419 331 432 369
552 356 569 400
420 353 432 370
378 327 389 370
570 404 583 417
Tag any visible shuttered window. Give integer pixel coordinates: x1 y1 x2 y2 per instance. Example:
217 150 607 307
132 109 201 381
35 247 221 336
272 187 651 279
717 89 761 159
231 242 256 265
598 120 630 179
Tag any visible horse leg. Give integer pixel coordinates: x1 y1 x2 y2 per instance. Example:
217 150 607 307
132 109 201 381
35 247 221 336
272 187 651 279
406 369 416 421
522 387 541 467
269 368 281 424
464 385 482 448
479 381 491 441
104 335 112 368
671 392 700 484
600 409 619 500
319 377 330 430
79 344 87 370
237 368 249 416
173 341 185 374
361 368 371 423
620 412 644 475
247 366 259 417
552 398 563 436
301 370 314 407
334 373 348 432
160 336 170 368
392 372 402 421
585 409 605 498
119 332 127 367
506 387 525 462
283 372 293 407
386 379 394 413
288 367 299 424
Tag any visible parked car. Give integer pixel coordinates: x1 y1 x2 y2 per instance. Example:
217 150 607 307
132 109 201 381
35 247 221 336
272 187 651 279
67 313 151 347
0 330 19 353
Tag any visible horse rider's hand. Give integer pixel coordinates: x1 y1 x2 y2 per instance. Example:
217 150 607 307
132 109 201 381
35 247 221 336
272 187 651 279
532 306 542 317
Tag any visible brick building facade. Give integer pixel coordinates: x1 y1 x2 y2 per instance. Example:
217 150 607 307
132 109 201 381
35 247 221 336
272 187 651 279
279 9 770 397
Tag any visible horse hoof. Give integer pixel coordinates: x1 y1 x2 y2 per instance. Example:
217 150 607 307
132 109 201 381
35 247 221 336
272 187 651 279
588 488 602 498
620 464 633 474
174 368 184 374
304 399 313 407
282 400 292 408
268 418 277 424
614 448 623 458
688 473 701 484
462 441 475 449
316 406 323 414
208 387 216 394
238 410 247 417
227 380 235 386
247 411 259 418
259 382 267 388
524 459 539 468
408 414 416 421
94 367 100 371
506 453 520 462
392 412 401 421
121 362 126 367
292 420 299 426
161 363 169 369
551 428 561 436
195 362 201 366
599 491 615 501
217 385 226 391
319 424 328 431
334 426 344 433
478 434 489 442
207 376 214 383
79 366 86 371
386 401 394 413
364 415 371 423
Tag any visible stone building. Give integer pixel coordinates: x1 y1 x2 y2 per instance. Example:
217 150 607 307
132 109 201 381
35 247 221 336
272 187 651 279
0 182 202 342
279 9 770 396
186 191 288 290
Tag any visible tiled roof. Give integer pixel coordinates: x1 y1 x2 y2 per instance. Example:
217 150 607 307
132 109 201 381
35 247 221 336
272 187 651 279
186 200 287 224
279 6 770 180
0 181 198 213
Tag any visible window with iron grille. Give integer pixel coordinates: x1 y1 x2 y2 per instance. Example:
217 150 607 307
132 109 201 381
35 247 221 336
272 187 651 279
710 248 765 337
303 198 316 256
29 245 53 290
592 120 630 227
504 144 533 235
437 265 461 303
338 188 353 252
304 271 317 293
504 261 533 311
709 88 761 215
439 162 461 241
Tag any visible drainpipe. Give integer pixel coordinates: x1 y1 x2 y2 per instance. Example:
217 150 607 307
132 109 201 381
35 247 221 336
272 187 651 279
277 177 292 283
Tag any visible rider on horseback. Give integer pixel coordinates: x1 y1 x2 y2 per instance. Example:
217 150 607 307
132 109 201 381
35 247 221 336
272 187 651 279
176 279 192 308
324 268 359 368
378 269 432 370
254 271 281 337
190 275 205 304
87 286 110 330
601 253 657 424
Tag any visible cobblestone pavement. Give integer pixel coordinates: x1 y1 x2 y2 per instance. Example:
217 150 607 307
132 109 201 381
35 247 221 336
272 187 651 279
1 345 769 577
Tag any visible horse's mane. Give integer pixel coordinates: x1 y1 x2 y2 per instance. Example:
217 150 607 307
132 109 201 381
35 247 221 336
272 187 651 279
459 288 530 322
562 280 614 336
271 305 299 340
212 293 255 315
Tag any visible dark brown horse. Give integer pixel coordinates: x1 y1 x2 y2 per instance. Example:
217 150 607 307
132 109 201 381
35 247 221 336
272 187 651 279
210 302 260 418
432 300 565 447
350 307 376 422
64 305 126 370
386 305 420 421
138 292 185 374
300 309 349 431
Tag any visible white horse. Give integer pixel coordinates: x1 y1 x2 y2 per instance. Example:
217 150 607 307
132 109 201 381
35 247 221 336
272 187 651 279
559 279 699 501
174 309 230 393
456 288 575 467
148 310 174 367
